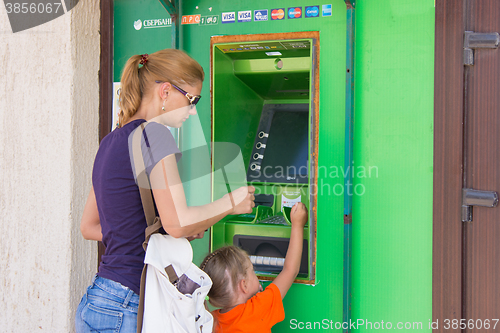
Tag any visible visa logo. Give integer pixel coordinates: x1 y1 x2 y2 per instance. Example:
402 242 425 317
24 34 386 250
238 10 252 22
254 9 268 21
305 6 319 18
222 12 235 23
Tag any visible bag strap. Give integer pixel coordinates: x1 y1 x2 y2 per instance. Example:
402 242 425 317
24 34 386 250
132 123 156 227
131 123 164 244
136 264 147 333
164 264 179 285
132 122 163 333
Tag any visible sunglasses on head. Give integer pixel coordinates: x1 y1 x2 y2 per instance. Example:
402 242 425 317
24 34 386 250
156 81 201 106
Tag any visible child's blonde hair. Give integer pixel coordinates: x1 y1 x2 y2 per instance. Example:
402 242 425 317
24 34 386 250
200 246 250 308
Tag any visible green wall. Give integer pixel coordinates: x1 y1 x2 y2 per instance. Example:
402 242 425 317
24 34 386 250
113 0 434 331
351 2 435 332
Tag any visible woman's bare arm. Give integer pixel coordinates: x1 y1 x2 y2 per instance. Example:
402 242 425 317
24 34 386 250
150 154 255 238
80 187 102 241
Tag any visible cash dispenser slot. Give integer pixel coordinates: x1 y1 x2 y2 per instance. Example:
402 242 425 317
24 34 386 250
234 235 308 276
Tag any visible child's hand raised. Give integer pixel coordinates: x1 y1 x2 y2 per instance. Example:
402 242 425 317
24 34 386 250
272 202 308 299
290 202 307 228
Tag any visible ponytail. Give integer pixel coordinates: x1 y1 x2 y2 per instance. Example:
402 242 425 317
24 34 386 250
118 54 144 127
117 49 204 128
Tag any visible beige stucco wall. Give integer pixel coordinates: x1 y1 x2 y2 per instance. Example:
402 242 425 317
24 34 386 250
0 2 100 332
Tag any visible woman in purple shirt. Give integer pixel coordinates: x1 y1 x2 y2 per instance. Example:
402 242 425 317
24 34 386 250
75 49 255 333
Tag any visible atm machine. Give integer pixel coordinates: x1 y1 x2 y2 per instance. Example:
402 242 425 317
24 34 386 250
210 32 319 283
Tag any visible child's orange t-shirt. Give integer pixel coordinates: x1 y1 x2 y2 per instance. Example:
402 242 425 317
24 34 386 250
212 283 285 333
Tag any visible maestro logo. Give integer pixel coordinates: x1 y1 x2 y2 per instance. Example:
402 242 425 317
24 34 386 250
271 8 285 20
305 6 319 18
288 7 302 19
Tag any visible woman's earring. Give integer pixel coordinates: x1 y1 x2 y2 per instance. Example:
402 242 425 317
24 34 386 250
161 92 169 112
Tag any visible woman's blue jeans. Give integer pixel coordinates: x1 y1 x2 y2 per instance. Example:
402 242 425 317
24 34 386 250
75 275 139 333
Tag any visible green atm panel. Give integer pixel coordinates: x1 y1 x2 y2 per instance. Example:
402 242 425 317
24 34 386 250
210 33 319 284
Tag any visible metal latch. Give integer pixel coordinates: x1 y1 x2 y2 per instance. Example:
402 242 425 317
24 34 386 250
464 31 500 65
462 188 499 222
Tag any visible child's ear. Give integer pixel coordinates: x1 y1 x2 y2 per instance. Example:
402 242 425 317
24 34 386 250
239 278 249 294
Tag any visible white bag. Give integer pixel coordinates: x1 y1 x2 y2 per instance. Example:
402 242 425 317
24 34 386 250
141 234 213 333
131 123 213 332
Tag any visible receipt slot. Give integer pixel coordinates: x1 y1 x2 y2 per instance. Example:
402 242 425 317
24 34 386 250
210 32 319 283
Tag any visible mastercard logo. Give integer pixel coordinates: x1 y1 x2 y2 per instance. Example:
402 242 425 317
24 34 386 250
271 8 285 20
288 7 302 19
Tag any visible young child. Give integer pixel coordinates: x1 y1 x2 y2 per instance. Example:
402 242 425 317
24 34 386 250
200 202 308 333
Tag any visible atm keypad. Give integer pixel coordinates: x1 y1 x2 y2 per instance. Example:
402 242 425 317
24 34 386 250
258 215 289 226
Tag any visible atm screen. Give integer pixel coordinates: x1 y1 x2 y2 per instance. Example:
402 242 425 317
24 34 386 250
248 104 309 184
261 111 309 179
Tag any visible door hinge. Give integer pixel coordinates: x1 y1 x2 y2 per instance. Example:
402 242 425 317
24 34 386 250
463 31 500 66
462 188 499 222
